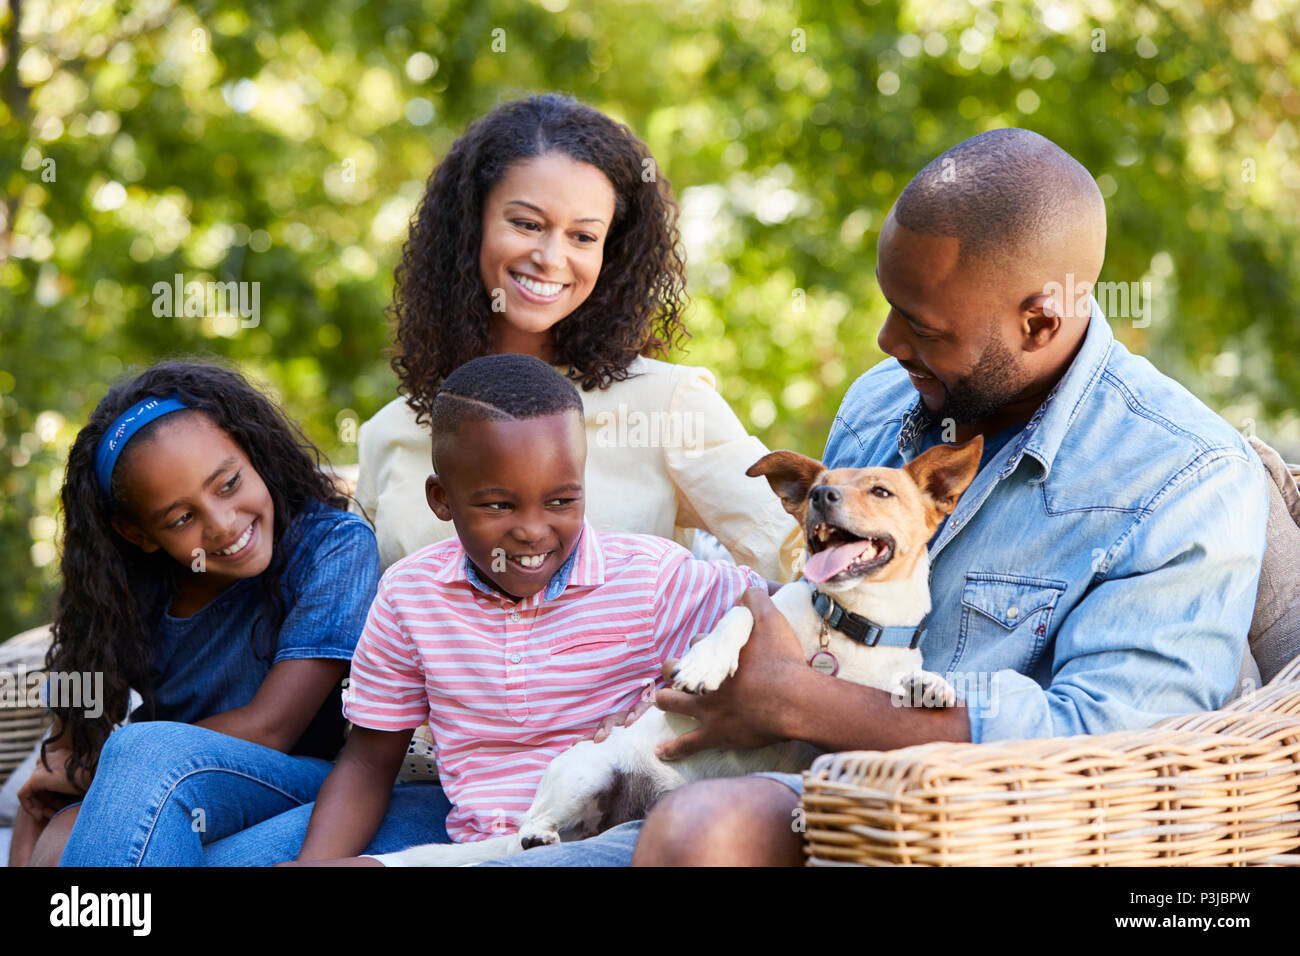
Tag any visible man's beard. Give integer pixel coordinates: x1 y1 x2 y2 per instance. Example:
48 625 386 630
923 334 1029 427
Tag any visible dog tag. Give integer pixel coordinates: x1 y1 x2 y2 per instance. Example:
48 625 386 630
808 650 839 677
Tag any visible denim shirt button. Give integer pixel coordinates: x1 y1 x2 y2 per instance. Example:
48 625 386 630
1007 606 1020 619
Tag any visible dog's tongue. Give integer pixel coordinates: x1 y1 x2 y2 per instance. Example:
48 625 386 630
803 541 871 584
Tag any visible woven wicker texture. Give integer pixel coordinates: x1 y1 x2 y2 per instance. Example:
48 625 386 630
395 722 439 782
801 654 1300 866
0 625 54 788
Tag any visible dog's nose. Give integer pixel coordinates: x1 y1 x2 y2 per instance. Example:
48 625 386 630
810 485 841 509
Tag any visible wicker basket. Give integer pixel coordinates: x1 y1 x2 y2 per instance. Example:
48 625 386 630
801 654 1300 866
0 625 54 789
396 721 440 782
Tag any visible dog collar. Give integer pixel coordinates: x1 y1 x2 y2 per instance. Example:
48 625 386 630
809 587 926 650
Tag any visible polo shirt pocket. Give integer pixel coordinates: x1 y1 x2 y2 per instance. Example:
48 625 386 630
545 632 631 658
534 629 649 721
957 572 1067 675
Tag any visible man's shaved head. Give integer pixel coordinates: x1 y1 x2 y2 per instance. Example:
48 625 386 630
892 127 1106 284
875 128 1110 440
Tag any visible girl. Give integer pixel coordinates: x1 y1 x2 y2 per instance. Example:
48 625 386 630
11 360 380 866
357 92 803 580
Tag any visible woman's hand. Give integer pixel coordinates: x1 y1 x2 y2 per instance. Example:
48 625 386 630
17 748 88 822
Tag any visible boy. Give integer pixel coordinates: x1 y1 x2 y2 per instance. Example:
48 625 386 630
289 353 765 863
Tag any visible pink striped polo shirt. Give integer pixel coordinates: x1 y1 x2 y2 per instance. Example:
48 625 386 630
341 521 764 843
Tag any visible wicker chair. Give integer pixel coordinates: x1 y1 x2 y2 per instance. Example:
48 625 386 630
800 455 1300 867
801 652 1300 866
0 625 54 790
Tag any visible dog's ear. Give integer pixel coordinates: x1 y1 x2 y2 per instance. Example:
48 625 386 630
902 435 983 517
747 451 826 520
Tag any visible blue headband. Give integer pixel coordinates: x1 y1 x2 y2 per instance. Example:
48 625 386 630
94 394 193 497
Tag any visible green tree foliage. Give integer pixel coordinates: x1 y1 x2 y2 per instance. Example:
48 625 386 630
3 0 1297 635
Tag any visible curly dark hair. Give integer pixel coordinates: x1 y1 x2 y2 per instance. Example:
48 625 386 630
390 92 690 423
43 360 348 783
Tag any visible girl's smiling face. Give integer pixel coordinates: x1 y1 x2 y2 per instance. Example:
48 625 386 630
110 411 276 590
478 151 617 358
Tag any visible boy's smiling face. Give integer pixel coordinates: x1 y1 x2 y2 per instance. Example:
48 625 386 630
426 410 587 601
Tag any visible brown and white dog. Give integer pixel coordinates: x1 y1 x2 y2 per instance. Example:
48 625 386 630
373 435 983 866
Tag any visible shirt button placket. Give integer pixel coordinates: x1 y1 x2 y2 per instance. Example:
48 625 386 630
504 602 529 722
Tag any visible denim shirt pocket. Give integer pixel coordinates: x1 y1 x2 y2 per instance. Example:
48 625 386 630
954 572 1067 675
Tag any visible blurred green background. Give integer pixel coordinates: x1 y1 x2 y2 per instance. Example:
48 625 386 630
3 0 1298 637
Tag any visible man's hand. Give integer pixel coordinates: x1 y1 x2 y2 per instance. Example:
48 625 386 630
654 587 811 761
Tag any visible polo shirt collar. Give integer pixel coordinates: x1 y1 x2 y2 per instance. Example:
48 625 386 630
453 520 606 605
895 297 1115 486
562 520 606 590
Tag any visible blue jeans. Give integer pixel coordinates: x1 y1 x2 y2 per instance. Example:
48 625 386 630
472 820 645 866
57 721 450 866
59 721 334 866
203 779 452 866
473 772 804 867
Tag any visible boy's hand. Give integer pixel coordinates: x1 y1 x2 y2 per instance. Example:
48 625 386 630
295 726 412 861
653 587 808 760
586 697 655 743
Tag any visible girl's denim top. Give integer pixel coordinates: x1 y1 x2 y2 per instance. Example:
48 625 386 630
143 498 380 758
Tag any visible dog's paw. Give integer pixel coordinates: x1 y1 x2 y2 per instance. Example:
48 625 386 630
669 637 739 694
518 824 561 850
899 670 957 708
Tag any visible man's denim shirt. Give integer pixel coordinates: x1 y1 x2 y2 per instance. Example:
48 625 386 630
823 301 1268 743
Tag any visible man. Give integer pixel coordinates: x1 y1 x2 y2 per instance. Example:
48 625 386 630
483 128 1269 867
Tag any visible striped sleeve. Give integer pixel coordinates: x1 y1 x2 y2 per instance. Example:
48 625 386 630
341 575 430 730
652 548 765 663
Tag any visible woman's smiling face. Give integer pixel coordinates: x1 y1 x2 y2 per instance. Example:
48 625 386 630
478 152 618 357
